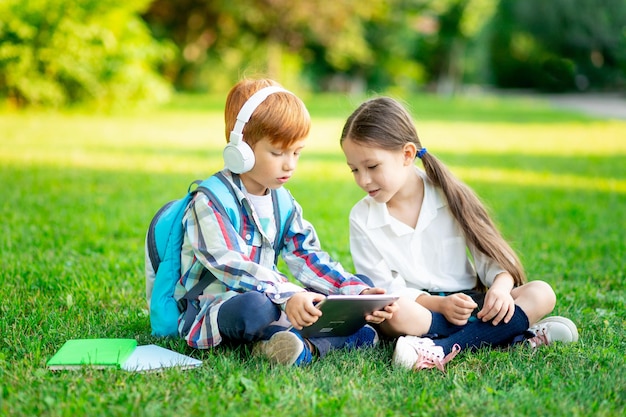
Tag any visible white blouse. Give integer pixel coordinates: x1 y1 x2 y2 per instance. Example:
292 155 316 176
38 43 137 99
349 168 506 301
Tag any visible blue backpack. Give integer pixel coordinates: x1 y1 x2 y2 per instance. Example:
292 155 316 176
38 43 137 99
145 171 296 337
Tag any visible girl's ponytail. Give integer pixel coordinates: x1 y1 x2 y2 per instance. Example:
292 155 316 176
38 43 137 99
421 152 526 286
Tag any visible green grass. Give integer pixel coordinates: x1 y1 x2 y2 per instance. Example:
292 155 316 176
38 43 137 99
1 93 625 416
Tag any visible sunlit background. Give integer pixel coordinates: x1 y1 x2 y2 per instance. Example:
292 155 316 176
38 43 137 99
1 0 625 109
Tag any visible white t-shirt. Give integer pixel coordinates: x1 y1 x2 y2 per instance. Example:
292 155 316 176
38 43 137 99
245 191 277 245
348 168 506 301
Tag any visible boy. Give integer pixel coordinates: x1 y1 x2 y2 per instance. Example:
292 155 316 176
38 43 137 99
176 78 395 366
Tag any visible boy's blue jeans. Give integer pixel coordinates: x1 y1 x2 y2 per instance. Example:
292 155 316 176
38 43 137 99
217 291 353 357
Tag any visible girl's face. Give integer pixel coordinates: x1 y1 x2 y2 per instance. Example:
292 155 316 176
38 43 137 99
342 137 415 204
241 137 306 195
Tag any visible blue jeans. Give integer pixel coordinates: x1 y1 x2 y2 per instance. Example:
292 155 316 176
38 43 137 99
216 291 354 357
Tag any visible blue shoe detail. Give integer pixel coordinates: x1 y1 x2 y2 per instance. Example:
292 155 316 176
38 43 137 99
289 328 313 366
345 324 379 349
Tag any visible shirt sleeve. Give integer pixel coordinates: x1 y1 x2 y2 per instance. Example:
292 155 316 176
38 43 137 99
183 194 305 303
468 241 508 288
349 208 427 301
280 200 369 296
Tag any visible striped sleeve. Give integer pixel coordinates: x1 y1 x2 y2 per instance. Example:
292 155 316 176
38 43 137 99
281 200 369 296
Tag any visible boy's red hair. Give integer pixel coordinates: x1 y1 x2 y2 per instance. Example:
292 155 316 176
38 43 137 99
224 78 310 149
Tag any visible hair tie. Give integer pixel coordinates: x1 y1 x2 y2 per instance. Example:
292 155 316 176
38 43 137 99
417 147 427 159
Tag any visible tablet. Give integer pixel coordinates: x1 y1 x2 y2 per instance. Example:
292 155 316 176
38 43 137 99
297 294 398 338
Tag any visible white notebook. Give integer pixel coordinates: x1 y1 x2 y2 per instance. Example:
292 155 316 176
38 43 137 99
121 344 202 372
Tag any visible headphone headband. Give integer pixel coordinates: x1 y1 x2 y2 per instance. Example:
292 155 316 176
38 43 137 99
230 86 290 144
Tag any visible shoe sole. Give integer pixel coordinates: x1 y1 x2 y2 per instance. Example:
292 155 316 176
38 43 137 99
255 332 304 366
535 316 579 342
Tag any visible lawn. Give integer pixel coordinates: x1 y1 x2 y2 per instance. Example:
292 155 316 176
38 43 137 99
0 93 625 416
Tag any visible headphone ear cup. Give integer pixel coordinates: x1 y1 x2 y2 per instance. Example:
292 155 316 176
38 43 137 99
223 140 255 174
224 85 290 174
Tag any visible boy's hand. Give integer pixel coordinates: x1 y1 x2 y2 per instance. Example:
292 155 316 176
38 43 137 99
284 292 325 330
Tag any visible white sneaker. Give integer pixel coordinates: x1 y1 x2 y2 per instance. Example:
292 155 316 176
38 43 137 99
392 336 461 372
527 316 579 348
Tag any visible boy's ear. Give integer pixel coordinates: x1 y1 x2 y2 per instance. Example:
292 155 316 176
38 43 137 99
403 142 417 164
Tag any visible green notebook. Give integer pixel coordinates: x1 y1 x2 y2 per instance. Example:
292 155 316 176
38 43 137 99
47 339 138 370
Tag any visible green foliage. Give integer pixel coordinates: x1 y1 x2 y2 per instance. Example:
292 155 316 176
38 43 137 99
490 0 626 91
140 0 498 94
13 0 621 102
1 94 625 416
0 0 174 109
143 0 391 93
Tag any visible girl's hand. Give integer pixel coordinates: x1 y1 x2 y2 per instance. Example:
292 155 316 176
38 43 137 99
440 293 478 326
477 287 515 325
359 287 396 324
284 292 325 330
365 301 398 324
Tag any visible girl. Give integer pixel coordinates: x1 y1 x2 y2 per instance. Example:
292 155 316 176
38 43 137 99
340 97 578 372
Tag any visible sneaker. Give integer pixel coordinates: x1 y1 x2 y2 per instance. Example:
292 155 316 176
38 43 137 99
527 316 579 348
252 330 313 366
344 324 379 349
392 336 461 372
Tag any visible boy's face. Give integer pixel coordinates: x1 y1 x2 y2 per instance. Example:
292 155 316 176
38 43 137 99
240 137 307 195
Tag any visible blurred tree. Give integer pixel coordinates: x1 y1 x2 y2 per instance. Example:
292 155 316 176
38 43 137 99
141 0 221 90
143 0 383 93
490 0 626 91
409 0 496 95
302 0 496 94
301 0 392 93
142 0 497 94
0 0 173 109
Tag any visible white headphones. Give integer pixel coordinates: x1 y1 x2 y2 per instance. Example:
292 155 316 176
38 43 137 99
223 86 290 174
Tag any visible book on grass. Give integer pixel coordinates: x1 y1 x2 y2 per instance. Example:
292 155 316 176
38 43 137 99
46 338 138 370
47 339 202 372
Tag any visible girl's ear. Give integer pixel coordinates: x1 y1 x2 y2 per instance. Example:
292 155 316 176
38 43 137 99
402 142 417 165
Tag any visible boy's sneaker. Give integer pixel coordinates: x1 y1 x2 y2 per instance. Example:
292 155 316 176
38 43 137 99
527 316 579 348
252 330 313 366
344 324 379 349
392 336 461 372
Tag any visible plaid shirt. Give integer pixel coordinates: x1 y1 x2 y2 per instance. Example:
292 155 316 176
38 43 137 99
176 170 369 349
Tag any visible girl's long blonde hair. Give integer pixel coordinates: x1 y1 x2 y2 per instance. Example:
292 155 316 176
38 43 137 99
340 97 526 286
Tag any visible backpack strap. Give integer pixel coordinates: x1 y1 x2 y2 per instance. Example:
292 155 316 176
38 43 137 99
270 187 296 263
215 171 296 261
178 177 234 335
200 172 244 233
146 200 176 273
